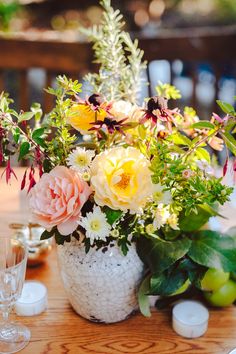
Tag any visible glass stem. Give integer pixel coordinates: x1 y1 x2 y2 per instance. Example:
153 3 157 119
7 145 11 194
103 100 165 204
2 307 10 323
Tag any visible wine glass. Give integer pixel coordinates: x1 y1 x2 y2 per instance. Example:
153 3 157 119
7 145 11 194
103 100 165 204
0 236 31 353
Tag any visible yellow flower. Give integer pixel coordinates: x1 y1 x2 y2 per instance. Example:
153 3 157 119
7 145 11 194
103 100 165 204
90 147 153 213
67 104 106 134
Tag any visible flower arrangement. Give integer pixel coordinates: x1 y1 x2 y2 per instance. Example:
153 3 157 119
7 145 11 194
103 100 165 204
1 0 236 316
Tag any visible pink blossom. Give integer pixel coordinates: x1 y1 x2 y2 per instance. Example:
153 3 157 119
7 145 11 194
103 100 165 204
29 166 91 236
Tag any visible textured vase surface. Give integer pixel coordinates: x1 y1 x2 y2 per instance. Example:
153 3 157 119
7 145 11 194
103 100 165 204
57 238 144 323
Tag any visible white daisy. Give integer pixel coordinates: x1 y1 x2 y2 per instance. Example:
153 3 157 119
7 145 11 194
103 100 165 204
78 206 111 244
67 147 95 173
152 183 172 204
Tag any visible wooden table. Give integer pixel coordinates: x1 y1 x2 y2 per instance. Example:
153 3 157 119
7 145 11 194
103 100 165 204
1 168 236 354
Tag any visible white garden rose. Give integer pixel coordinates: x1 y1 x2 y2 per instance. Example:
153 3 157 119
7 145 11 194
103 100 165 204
90 147 153 213
110 100 134 120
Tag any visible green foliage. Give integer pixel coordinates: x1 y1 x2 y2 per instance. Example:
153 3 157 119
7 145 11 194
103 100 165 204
18 141 30 161
150 266 188 296
0 1 20 31
81 0 146 103
156 82 181 100
217 100 235 115
138 275 151 317
188 230 236 272
137 235 191 273
103 206 123 225
40 227 56 240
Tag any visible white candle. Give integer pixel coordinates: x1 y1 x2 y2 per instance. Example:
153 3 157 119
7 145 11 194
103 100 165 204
172 300 209 338
15 281 47 316
228 349 236 354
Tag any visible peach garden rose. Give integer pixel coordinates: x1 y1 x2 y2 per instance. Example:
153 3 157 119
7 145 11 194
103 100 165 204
29 166 91 235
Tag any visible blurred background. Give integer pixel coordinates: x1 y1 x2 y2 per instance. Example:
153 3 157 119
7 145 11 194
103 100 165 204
0 0 236 118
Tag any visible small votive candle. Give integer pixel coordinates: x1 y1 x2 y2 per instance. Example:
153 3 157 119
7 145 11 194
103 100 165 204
172 300 209 338
15 281 47 316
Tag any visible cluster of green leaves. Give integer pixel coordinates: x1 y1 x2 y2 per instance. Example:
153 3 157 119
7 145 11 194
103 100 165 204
137 229 236 316
150 141 233 217
0 1 20 31
0 93 45 163
0 76 83 171
81 0 146 104
155 82 181 100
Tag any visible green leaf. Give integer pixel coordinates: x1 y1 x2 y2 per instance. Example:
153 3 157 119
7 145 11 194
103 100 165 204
138 275 151 317
13 127 20 144
216 100 235 115
43 159 52 173
179 204 213 232
55 229 71 245
150 268 188 296
18 141 30 161
222 132 236 156
40 229 55 240
32 127 45 139
34 137 47 148
168 132 191 146
188 230 236 272
192 121 215 130
18 111 34 123
103 206 123 225
137 235 191 273
195 148 211 164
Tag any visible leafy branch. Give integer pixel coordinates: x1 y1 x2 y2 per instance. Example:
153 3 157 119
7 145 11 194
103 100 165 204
81 0 147 104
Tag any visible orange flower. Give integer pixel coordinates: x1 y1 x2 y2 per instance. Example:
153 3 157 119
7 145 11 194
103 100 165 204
67 104 107 134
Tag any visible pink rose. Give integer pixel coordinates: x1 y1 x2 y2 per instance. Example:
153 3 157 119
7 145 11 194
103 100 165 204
29 166 91 235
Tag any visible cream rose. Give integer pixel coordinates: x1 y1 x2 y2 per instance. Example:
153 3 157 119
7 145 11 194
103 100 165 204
110 100 143 123
29 166 91 235
90 147 153 213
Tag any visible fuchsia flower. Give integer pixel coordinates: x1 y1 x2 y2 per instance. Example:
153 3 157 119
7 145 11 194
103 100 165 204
29 166 91 236
1 158 17 184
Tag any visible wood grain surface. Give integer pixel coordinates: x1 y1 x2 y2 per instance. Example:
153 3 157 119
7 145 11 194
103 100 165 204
1 168 236 354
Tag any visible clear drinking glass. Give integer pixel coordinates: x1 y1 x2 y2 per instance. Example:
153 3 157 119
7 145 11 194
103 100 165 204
0 237 31 353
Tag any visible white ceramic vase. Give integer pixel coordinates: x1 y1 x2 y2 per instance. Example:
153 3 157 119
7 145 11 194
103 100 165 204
57 238 145 323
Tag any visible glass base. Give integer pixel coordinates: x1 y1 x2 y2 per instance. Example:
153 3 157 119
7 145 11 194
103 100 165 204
0 321 31 354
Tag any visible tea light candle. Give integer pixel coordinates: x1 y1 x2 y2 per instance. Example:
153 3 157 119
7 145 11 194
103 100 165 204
172 300 209 338
229 349 236 354
15 281 47 316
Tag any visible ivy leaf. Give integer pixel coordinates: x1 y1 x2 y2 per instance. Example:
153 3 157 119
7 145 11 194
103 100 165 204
18 141 30 161
137 235 191 273
216 100 235 115
192 121 215 130
179 204 213 232
18 111 34 123
138 275 151 317
150 268 188 296
188 230 236 272
103 206 123 225
222 132 236 156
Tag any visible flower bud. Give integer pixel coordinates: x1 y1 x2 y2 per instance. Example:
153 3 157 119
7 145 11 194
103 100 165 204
147 96 168 113
88 94 103 107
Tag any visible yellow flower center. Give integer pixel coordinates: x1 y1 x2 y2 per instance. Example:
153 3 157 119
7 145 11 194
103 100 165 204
90 220 101 232
76 155 87 166
115 172 131 190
